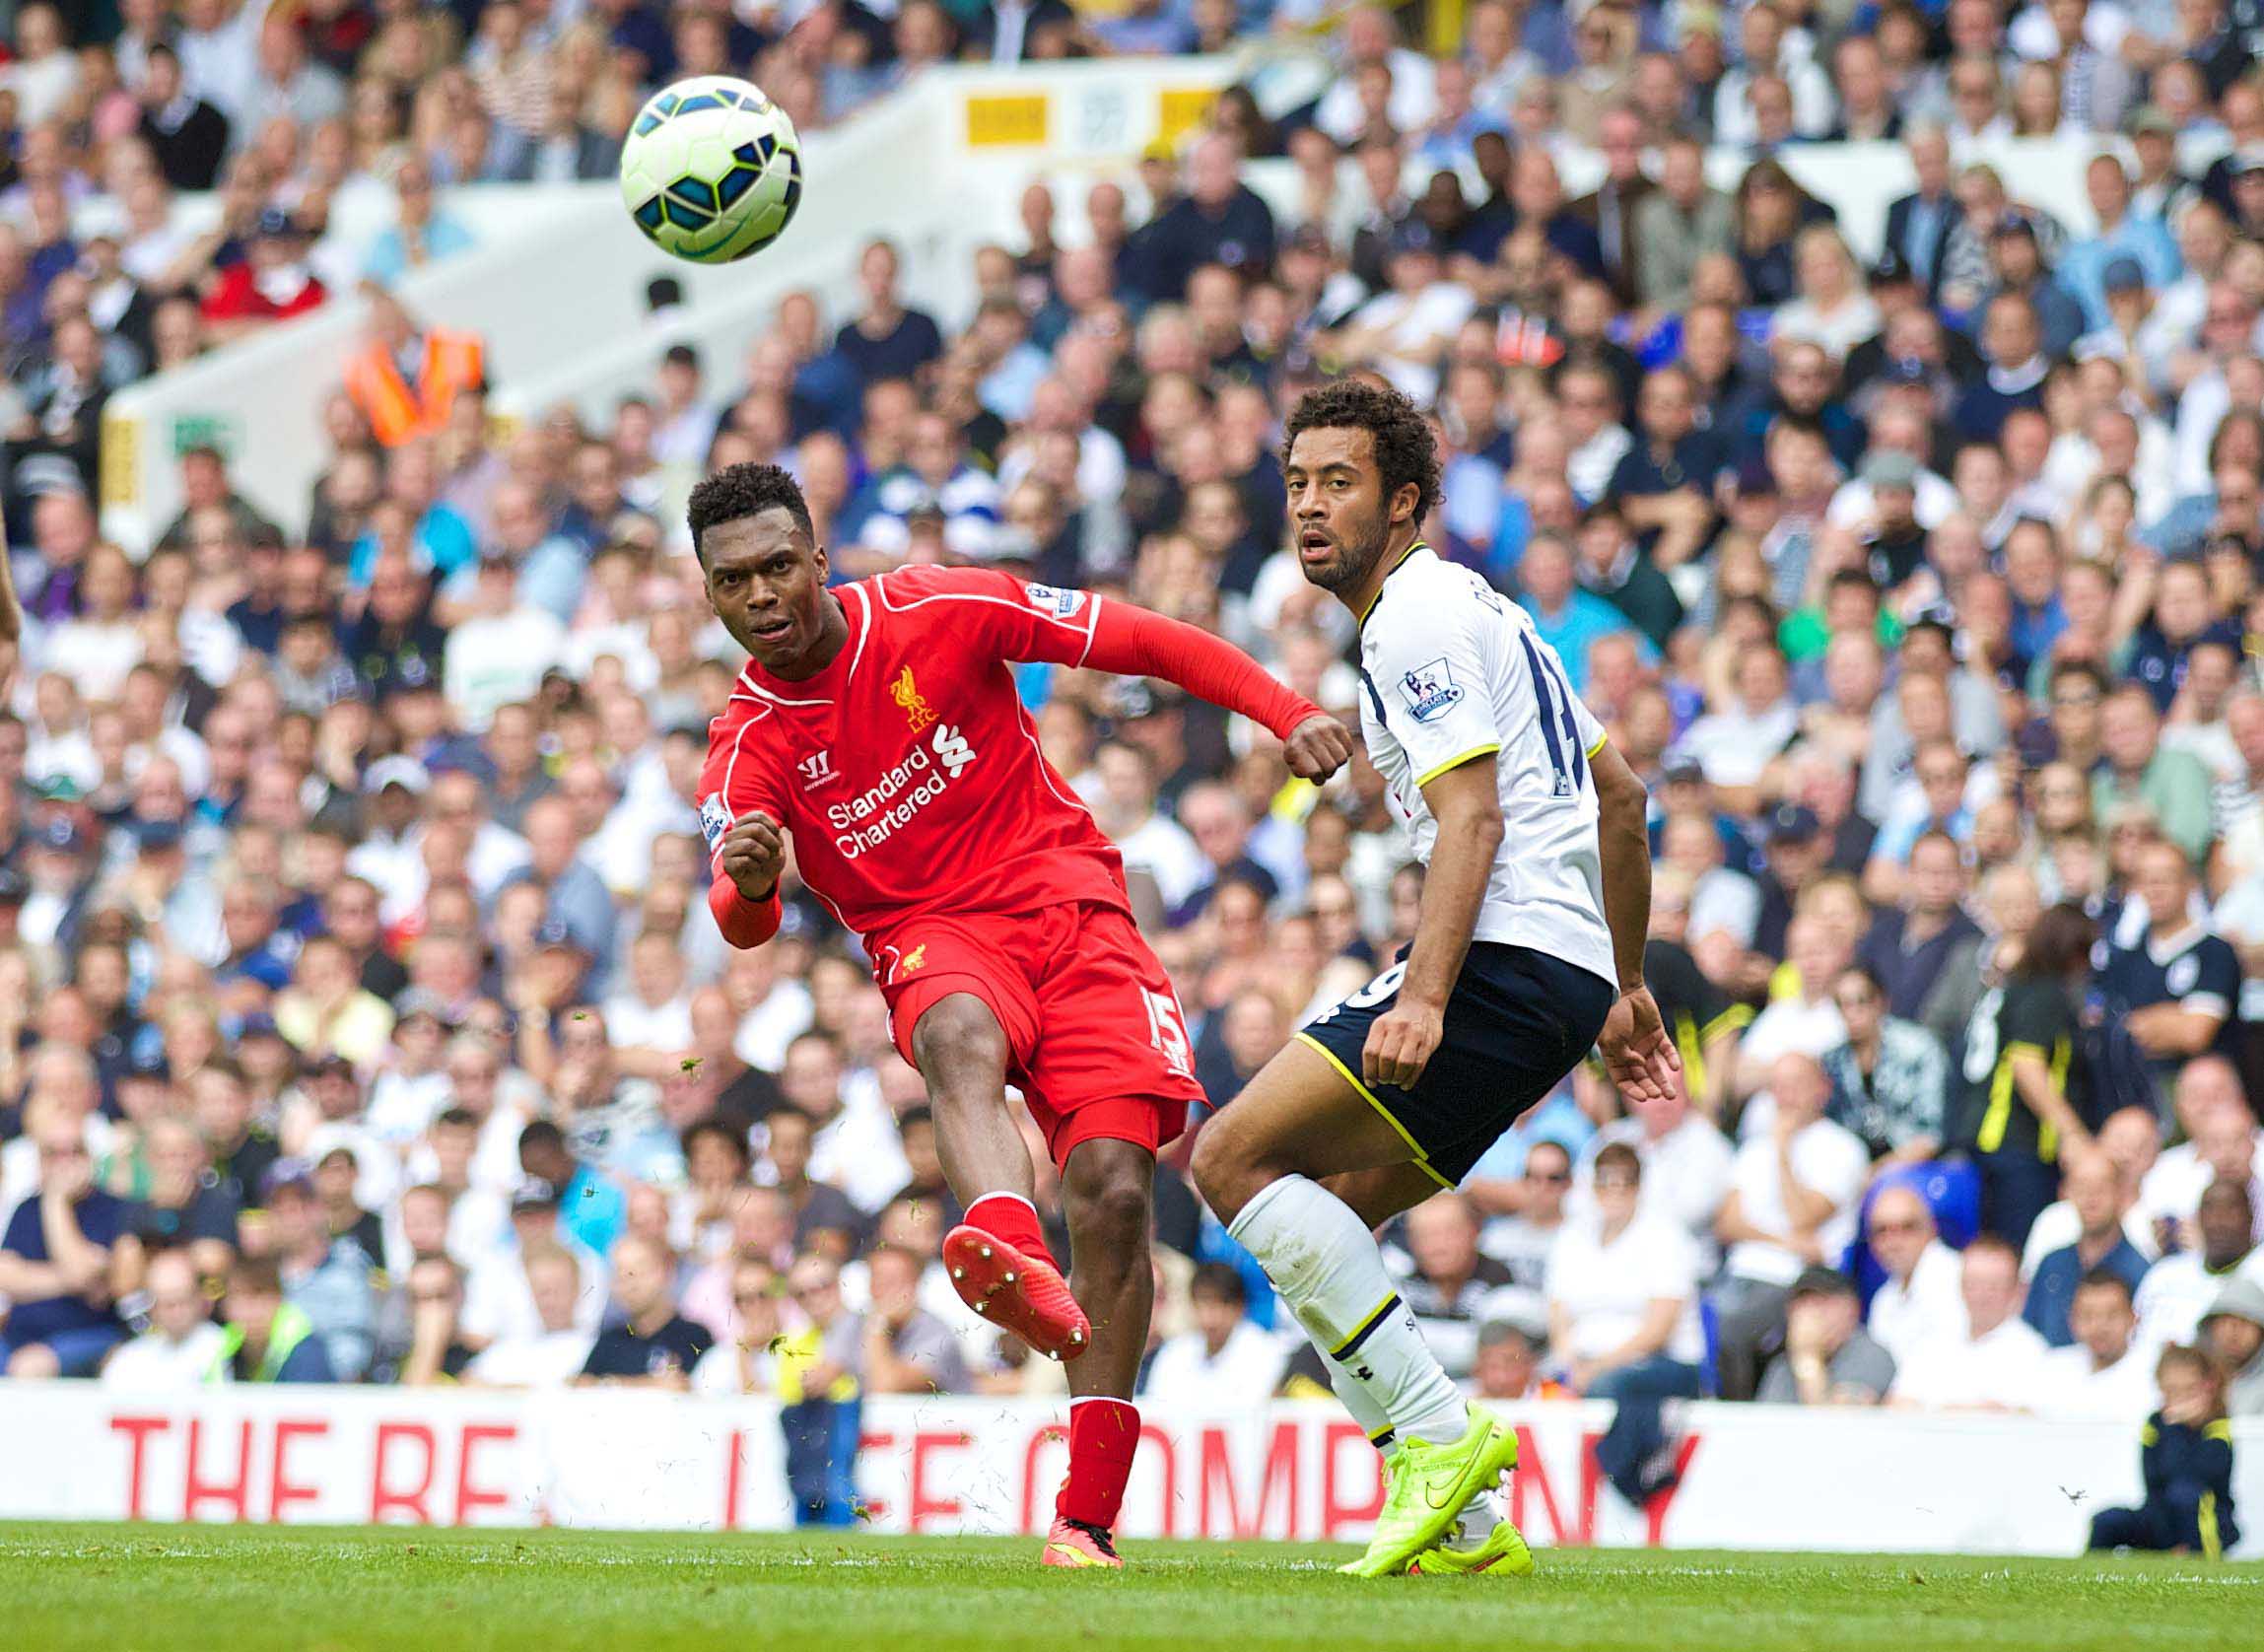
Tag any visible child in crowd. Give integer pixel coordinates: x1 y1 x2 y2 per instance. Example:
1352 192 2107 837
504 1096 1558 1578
2088 1344 2239 1559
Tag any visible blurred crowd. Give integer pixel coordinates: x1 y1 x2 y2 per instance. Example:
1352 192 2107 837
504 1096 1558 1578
4 0 2264 1523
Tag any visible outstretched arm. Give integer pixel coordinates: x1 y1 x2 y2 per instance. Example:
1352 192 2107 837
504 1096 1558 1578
1080 599 1351 778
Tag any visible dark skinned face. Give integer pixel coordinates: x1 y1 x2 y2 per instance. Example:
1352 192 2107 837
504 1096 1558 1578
701 506 840 677
1283 426 1415 595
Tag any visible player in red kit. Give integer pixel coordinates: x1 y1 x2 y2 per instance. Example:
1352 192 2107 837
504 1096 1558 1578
691 464 1353 1567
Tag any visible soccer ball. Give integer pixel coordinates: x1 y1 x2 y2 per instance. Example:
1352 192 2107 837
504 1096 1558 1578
618 76 803 264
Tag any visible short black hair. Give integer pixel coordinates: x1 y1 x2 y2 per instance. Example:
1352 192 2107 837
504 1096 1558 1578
2075 1267 2135 1306
1280 379 1441 524
686 462 814 564
1190 1261 1248 1304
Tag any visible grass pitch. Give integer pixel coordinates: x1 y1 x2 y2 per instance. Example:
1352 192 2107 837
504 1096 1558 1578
0 1523 2253 1652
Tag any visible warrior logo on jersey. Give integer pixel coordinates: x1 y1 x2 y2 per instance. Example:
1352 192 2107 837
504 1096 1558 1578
931 723 977 776
892 666 937 733
1023 582 1085 620
1398 657 1465 723
797 750 837 788
698 792 730 854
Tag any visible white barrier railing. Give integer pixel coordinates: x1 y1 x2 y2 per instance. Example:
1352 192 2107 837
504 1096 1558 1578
2 1381 2253 1556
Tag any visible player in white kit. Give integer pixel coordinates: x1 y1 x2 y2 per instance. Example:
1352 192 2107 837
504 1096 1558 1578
1192 380 1680 1580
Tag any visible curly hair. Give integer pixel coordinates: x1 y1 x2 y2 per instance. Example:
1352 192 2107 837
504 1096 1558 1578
686 462 814 563
1280 379 1441 525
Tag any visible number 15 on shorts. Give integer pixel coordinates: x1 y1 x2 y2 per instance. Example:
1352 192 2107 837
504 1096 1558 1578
1144 989 1194 1078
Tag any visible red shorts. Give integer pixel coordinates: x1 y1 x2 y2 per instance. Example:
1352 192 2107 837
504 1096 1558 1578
872 902 1201 1167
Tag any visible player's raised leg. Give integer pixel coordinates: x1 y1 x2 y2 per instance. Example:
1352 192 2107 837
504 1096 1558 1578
913 994 1091 1361
1040 1136 1156 1568
1192 1041 1516 1578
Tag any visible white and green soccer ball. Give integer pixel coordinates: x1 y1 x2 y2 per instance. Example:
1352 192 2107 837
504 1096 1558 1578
618 75 803 264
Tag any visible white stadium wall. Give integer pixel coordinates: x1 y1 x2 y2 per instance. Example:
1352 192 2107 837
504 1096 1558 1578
1 1382 2256 1558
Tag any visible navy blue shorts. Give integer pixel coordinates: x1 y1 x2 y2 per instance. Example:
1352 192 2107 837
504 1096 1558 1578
1294 942 1615 1187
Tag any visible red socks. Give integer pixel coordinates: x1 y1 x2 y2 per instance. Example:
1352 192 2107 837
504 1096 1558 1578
964 1192 1055 1267
1056 1398 1139 1531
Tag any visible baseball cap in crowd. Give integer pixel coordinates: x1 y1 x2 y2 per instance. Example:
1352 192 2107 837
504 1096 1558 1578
2128 105 2176 139
259 1159 316 1204
363 755 431 795
309 1053 358 1082
124 1045 170 1080
310 1137 363 1174
1764 802 1822 846
1989 214 2037 244
254 206 305 241
1861 450 1919 492
1662 752 1707 788
239 1010 284 1043
2101 257 2147 295
1788 1267 1858 1303
2231 147 2264 179
512 1176 561 1213
1286 223 1332 257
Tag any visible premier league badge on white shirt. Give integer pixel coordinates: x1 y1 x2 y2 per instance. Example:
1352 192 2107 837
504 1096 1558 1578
1398 657 1464 723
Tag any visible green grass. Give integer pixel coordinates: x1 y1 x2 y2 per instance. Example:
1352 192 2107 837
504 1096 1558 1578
0 1524 2255 1652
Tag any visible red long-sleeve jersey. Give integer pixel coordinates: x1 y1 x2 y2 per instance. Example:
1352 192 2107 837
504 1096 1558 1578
703 567 1320 948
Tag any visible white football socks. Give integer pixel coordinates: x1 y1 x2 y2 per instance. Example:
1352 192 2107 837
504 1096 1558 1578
1227 1173 1469 1449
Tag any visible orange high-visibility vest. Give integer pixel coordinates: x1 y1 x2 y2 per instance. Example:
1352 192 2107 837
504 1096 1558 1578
344 329 486 447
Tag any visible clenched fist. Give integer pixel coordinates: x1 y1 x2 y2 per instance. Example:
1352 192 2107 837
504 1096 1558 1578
1283 712 1355 782
719 811 785 902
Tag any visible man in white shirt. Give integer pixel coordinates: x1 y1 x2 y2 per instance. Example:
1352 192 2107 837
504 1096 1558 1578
1889 1236 2051 1410
1140 1263 1287 1408
2134 1177 2264 1354
2034 1271 2157 1423
1571 1084 1734 1270
784 1031 910 1216
1865 1184 1968 1366
1090 741 1205 913
2024 1104 2164 1273
100 1250 226 1389
1710 1054 1872 1398
600 929 698 1080
1733 918 1853 1099
443 551 566 733
2138 1066 2264 1246
463 1242 593 1388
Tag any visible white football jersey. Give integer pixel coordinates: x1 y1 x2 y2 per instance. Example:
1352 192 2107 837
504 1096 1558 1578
1354 543 1617 988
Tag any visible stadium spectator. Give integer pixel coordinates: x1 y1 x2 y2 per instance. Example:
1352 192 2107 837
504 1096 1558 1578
2135 1178 2263 1353
1476 1138 1570 1292
100 1248 226 1390
1889 1236 2051 1410
1818 964 1948 1169
1389 1192 1520 1380
858 1241 970 1396
1547 1143 1704 1507
2087 1343 2239 1557
0 1096 130 1377
2201 1278 2264 1417
580 1233 711 1387
2035 1270 2157 1424
2023 1148 2153 1349
1964 902 2097 1247
1865 1183 1967 1367
1142 1261 1284 1407
1711 1055 1870 1399
216 1253 335 1383
1756 1267 1896 1407
267 1159 377 1381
